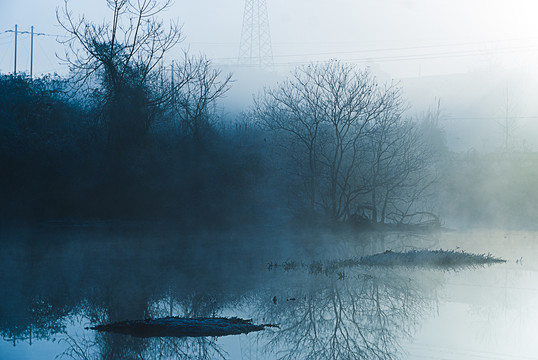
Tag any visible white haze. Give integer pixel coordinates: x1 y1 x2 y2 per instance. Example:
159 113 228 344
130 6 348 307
2 0 538 150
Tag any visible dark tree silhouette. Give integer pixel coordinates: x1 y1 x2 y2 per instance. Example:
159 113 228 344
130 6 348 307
57 0 184 149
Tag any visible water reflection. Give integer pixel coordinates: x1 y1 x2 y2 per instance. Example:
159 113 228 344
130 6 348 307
1 296 68 346
59 326 227 360
255 265 441 360
0 227 505 359
52 268 441 360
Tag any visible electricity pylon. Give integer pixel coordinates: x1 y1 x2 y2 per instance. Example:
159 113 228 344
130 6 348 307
238 0 273 68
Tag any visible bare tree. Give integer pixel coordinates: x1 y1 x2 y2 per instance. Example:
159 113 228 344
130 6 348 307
57 0 184 148
254 61 400 221
359 106 436 224
380 99 447 226
253 67 324 211
172 55 232 147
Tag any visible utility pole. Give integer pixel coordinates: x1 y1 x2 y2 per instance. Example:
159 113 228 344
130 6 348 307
14 24 17 74
30 26 34 78
8 25 39 76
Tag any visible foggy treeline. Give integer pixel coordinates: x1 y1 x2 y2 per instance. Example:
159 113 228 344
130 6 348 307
1 0 537 229
437 150 538 228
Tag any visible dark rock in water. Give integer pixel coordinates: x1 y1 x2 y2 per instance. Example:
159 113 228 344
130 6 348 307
89 316 278 338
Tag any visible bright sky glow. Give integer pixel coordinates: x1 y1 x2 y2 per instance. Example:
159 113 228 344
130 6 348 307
2 0 538 77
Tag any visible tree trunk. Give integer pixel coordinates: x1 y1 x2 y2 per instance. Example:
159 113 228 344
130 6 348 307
380 189 390 224
371 187 378 224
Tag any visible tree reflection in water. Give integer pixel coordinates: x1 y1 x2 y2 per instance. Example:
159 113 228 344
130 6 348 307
57 293 232 360
0 227 446 359
59 331 228 360
254 267 442 360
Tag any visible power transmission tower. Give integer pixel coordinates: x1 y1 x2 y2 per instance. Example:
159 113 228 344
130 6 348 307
238 0 273 68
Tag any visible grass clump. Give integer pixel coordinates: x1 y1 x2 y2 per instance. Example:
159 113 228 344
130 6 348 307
358 249 506 269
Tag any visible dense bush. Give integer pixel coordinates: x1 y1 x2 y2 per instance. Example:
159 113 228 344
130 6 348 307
0 74 266 226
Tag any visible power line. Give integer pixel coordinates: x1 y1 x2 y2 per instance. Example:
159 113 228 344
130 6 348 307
272 43 538 60
4 29 67 38
37 40 60 75
444 116 538 121
199 35 538 63
5 25 66 76
212 43 538 68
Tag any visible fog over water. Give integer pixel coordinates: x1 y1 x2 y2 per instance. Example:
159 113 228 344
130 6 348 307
2 1 538 359
1 226 537 359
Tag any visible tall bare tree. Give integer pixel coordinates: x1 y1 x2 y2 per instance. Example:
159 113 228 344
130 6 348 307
57 0 184 148
172 55 232 147
362 115 435 224
254 61 399 221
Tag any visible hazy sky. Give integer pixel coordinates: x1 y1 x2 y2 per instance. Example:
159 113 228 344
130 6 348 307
3 0 538 76
2 0 538 150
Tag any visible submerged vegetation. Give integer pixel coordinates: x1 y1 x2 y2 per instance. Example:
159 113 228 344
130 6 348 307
358 249 506 268
270 249 506 274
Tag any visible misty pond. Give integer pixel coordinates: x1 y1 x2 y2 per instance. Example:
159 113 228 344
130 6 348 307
1 225 537 360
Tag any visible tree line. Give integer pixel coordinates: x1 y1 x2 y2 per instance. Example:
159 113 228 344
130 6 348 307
0 0 459 228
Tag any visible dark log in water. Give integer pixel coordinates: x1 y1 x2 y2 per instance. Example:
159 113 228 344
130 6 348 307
89 317 278 338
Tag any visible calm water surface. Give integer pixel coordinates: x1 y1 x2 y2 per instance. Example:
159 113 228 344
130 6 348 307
0 225 536 359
